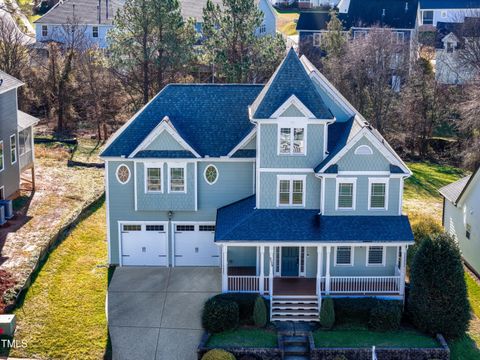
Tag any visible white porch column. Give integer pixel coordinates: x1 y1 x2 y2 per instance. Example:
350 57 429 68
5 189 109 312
316 246 323 296
269 245 274 299
222 245 228 292
325 245 331 294
259 246 265 295
400 245 407 296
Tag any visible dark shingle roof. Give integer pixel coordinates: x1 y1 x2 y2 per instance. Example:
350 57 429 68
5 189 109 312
101 84 263 158
0 71 23 94
35 0 124 25
180 0 222 20
215 196 414 242
435 18 480 49
296 11 330 31
250 48 333 119
439 168 478 204
231 149 256 158
134 150 196 159
420 0 480 9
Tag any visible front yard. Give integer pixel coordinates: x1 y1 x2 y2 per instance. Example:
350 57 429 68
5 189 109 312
207 328 277 348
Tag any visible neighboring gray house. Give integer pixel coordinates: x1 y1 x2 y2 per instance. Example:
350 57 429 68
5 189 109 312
101 49 413 322
34 0 125 49
434 18 480 84
417 0 480 27
440 167 480 276
181 0 278 37
0 72 38 201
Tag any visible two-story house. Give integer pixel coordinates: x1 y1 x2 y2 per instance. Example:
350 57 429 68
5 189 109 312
296 0 418 63
34 0 124 49
0 72 38 207
417 0 480 28
101 49 414 321
440 167 480 277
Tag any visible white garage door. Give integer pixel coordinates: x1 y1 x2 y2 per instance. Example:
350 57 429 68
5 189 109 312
174 224 220 266
121 223 168 266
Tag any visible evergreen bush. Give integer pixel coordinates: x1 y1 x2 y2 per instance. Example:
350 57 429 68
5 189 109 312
320 297 335 329
202 297 239 333
253 296 267 327
408 233 470 338
201 349 236 360
369 301 402 331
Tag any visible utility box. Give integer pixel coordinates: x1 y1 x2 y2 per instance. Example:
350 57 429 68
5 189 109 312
0 314 16 336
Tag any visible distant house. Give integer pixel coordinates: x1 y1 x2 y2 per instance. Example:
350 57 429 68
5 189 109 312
180 0 277 37
440 167 480 276
434 18 480 84
0 71 38 202
34 0 124 49
417 0 480 27
296 0 418 69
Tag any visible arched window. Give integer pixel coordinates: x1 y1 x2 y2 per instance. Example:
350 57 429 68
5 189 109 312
354 145 373 155
116 164 131 184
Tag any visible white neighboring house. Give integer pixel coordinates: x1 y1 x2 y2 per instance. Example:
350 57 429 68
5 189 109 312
418 0 480 27
440 167 480 276
435 19 480 84
34 0 125 49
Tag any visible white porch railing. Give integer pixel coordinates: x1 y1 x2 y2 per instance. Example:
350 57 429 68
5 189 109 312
325 276 401 294
227 276 270 294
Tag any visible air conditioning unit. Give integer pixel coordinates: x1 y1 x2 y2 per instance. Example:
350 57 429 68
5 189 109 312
0 206 5 226
0 200 13 219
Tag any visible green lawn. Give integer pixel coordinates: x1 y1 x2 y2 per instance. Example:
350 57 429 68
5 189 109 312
207 328 278 348
5 201 110 360
313 328 438 348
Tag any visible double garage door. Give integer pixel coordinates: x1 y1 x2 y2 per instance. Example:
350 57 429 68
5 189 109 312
120 222 219 266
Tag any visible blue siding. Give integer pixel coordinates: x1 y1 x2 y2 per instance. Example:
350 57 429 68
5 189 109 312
336 137 391 172
144 131 186 151
35 23 113 48
259 123 325 168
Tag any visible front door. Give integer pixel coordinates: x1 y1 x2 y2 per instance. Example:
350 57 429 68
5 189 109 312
281 247 299 276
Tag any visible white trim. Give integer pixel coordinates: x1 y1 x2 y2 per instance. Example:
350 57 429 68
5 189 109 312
215 241 414 247
334 246 354 266
0 186 4 200
335 178 357 211
203 164 219 185
354 144 373 155
276 174 307 207
171 221 216 267
227 128 257 157
270 95 315 119
338 171 392 175
366 246 386 267
299 246 307 277
144 162 164 193
277 125 307 156
256 124 261 209
257 119 331 125
323 123 329 158
167 162 187 193
368 177 389 211
105 162 111 264
10 134 17 165
259 168 314 173
274 246 282 276
320 176 326 214
117 221 169 267
194 162 198 211
115 163 131 184
134 162 138 211
101 156 256 163
129 117 201 159
0 140 3 173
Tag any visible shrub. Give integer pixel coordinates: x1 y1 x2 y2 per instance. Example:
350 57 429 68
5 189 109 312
334 298 378 324
253 296 267 327
320 297 335 329
408 216 443 271
215 293 259 324
408 233 471 338
369 301 402 331
202 297 239 333
201 349 236 360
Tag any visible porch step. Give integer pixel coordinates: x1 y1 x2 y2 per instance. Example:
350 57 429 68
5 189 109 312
271 295 320 322
272 309 319 316
282 334 310 359
283 335 308 346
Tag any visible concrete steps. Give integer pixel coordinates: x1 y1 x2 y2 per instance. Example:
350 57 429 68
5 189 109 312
271 295 319 322
282 334 310 360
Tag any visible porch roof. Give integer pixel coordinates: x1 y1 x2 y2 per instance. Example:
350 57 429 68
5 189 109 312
215 195 414 243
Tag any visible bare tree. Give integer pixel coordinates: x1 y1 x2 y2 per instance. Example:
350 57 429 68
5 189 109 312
459 80 480 169
0 16 30 78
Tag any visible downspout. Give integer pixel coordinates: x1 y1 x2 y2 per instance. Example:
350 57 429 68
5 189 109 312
168 210 174 266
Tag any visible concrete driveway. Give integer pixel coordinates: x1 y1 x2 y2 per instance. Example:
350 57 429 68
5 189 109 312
108 267 221 360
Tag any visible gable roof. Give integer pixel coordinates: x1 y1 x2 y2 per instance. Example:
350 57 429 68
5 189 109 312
420 0 480 9
215 195 414 242
440 167 479 204
250 48 333 119
436 18 480 49
101 84 263 158
35 0 125 25
0 71 23 94
296 11 331 31
179 0 274 21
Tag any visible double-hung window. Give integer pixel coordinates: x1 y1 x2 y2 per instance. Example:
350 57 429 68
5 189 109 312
169 165 186 192
466 223 472 240
367 246 385 266
92 26 99 38
146 167 162 192
335 246 353 266
10 134 16 165
277 175 305 207
368 178 389 210
42 25 48 37
279 127 305 155
395 31 405 44
336 178 356 210
422 11 434 25
313 33 322 47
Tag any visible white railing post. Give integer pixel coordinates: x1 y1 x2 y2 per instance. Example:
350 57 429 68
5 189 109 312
325 246 331 294
222 245 228 292
316 246 323 296
259 246 265 295
400 245 407 296
269 246 274 299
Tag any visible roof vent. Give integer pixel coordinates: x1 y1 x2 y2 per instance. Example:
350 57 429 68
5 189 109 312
405 2 408 12
382 8 386 17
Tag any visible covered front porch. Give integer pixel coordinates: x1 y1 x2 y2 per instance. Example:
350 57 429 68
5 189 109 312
221 244 408 298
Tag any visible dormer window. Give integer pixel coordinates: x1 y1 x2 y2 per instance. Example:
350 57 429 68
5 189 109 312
446 42 455 53
279 127 305 155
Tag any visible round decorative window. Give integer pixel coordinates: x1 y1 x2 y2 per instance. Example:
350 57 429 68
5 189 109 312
204 165 218 185
116 164 130 184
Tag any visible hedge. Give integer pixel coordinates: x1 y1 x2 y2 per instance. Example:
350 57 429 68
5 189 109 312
202 297 239 333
